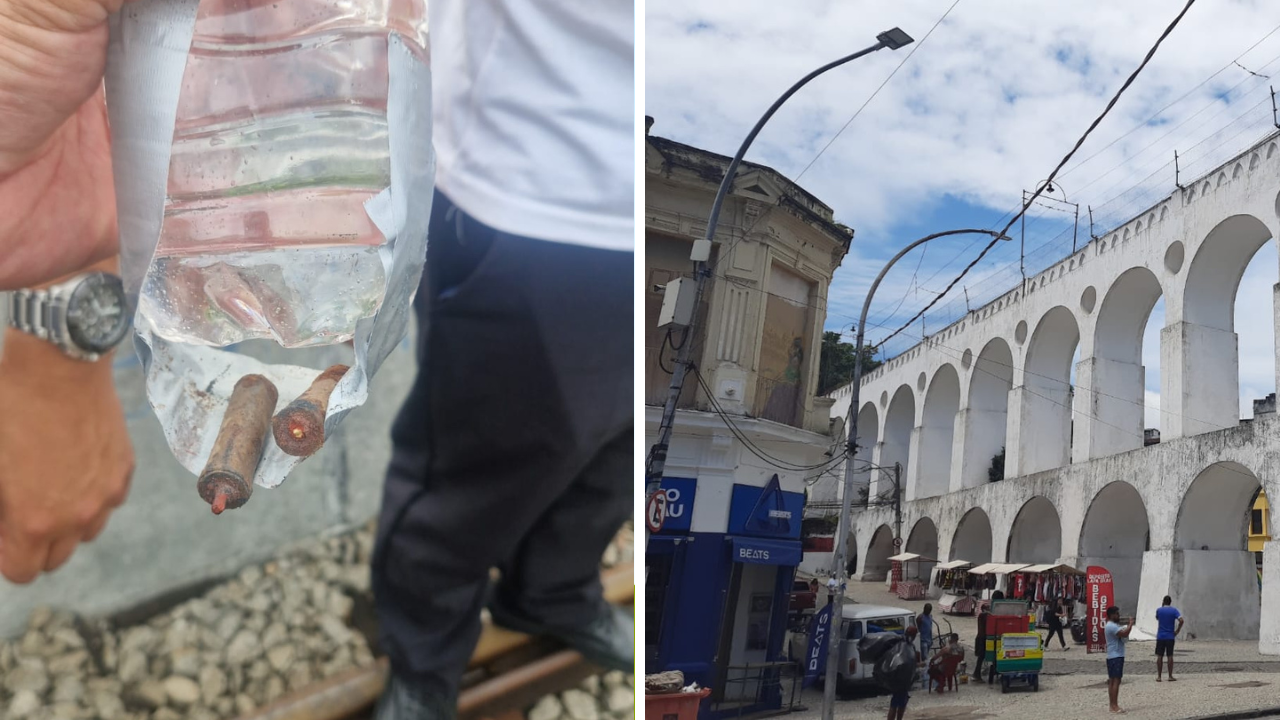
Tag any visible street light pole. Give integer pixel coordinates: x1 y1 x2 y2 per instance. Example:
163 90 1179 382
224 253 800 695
645 28 917 513
821 228 1008 720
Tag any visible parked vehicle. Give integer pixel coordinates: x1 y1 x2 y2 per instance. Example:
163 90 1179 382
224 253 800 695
788 601 916 694
789 580 817 613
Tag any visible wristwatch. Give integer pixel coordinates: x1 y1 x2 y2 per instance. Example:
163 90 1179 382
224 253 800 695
6 272 131 361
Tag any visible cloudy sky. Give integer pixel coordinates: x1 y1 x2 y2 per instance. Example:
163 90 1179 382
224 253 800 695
646 0 1280 427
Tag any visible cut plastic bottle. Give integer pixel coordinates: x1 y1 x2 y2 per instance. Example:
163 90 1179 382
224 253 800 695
138 0 428 348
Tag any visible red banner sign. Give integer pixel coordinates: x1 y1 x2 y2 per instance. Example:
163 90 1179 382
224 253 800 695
1086 566 1114 654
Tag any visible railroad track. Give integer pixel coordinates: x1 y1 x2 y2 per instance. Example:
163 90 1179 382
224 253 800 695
235 562 634 720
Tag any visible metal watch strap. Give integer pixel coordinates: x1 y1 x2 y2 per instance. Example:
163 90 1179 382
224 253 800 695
8 287 68 348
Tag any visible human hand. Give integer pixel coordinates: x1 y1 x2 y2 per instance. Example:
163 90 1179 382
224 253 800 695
0 328 133 582
0 0 134 289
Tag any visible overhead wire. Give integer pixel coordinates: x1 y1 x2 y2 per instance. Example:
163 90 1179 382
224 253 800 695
875 0 1200 350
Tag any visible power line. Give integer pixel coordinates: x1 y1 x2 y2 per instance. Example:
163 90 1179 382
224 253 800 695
876 0 1199 349
793 0 963 183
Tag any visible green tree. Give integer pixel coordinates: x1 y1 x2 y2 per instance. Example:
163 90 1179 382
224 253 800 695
817 330 883 396
988 447 1005 483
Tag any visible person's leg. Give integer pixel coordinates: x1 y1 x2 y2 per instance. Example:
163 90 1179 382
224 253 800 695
371 193 631 716
1168 642 1176 681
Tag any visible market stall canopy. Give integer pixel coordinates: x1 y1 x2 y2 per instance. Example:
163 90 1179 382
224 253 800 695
1021 563 1085 575
936 560 972 570
968 562 1029 575
888 552 937 562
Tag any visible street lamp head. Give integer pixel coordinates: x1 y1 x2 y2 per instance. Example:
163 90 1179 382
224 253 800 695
877 27 914 50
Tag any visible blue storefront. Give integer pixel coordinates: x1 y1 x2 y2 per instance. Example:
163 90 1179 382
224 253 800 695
646 474 805 718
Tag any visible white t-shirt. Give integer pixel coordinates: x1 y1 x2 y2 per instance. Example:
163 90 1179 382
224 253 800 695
429 0 634 252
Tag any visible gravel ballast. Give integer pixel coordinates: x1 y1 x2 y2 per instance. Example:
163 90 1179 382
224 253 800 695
0 522 634 720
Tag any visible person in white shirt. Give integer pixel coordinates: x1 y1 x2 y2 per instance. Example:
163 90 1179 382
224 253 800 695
1104 606 1133 714
370 2 635 718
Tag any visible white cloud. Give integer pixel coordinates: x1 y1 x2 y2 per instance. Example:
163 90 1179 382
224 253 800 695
648 0 1280 420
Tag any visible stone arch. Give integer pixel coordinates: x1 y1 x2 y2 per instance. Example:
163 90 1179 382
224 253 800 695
844 526 860 578
1007 496 1061 564
1017 307 1080 475
882 385 915 491
1176 215 1274 435
906 517 939 583
853 402 879 500
916 364 961 500
864 524 895 581
962 338 1014 487
1169 462 1263 639
1087 267 1164 458
1079 481 1150 613
950 507 993 565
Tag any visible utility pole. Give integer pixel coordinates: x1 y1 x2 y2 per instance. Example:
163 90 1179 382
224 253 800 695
645 29 917 541
821 229 1008 720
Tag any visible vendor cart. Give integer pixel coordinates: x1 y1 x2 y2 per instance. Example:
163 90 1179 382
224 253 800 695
994 632 1043 693
968 563 1030 612
888 552 937 599
983 599 1041 693
935 560 976 615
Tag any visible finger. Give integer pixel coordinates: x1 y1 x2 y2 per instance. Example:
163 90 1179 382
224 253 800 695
0 532 50 584
82 508 110 542
43 534 79 572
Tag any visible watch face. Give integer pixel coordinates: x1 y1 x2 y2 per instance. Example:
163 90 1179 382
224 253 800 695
66 273 130 353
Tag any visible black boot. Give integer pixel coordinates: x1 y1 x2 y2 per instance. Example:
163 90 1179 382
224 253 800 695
489 599 634 673
374 671 457 720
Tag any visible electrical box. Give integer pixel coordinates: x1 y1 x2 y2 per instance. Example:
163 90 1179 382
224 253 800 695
658 277 696 328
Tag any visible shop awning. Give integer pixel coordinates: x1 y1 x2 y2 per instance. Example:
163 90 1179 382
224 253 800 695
969 563 1029 575
937 560 972 570
1021 563 1085 575
888 552 937 562
730 537 802 566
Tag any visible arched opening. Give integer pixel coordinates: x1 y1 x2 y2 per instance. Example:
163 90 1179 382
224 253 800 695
881 385 915 500
853 402 879 503
864 524 895 581
1007 496 1061 565
1171 462 1263 639
963 338 1013 486
916 365 960 499
844 526 860 579
1089 268 1163 458
1018 307 1079 475
906 517 939 585
1079 481 1150 613
950 507 993 565
1178 214 1275 435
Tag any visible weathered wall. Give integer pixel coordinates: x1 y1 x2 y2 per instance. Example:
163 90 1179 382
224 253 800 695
0 320 416 639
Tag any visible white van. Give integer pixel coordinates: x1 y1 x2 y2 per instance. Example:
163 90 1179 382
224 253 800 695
789 602 916 692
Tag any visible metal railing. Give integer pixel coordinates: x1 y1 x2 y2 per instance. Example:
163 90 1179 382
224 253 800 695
711 661 803 719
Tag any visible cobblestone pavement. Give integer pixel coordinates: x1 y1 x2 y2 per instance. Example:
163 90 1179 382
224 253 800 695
0 522 634 720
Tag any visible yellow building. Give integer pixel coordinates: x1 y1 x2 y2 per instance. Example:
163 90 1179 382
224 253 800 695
1249 489 1270 565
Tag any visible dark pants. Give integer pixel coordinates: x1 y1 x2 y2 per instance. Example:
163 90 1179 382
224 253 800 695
1046 625 1065 648
371 191 633 700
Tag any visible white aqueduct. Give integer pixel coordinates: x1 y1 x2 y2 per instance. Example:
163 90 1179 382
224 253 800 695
831 131 1280 651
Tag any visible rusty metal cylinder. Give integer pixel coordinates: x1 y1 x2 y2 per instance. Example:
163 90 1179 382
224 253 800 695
272 364 349 457
198 374 279 514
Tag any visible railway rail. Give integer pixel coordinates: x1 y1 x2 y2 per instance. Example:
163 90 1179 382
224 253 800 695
235 562 634 720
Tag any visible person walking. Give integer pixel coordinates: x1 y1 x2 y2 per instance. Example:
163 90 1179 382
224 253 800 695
885 626 919 720
1155 595 1185 682
973 590 1002 684
1105 606 1133 714
1044 598 1069 651
916 603 934 689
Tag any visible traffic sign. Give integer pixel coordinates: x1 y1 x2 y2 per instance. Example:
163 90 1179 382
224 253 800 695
646 491 668 533
893 537 903 548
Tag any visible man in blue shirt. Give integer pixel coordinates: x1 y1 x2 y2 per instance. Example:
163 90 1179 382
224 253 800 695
1155 595 1185 682
1105 606 1133 714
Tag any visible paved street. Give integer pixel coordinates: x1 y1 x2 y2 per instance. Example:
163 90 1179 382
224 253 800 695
786 579 1280 719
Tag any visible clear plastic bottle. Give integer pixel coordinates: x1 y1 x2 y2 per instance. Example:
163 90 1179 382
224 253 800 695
138 0 428 348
